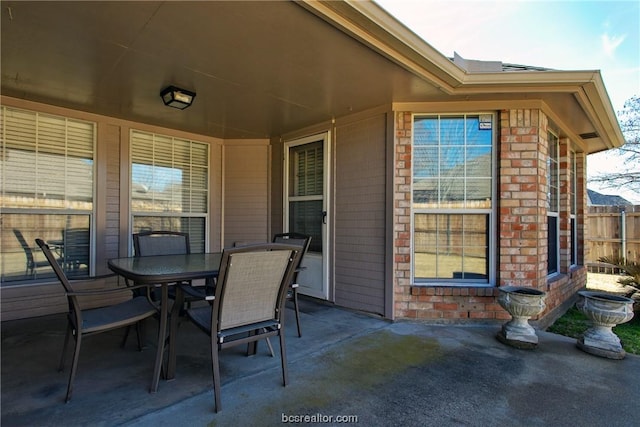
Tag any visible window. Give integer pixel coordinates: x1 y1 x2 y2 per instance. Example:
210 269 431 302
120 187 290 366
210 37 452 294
570 150 577 266
547 132 560 275
130 130 208 253
1 107 94 283
412 114 494 284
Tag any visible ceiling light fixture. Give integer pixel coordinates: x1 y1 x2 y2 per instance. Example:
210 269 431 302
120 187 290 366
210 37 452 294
160 85 196 110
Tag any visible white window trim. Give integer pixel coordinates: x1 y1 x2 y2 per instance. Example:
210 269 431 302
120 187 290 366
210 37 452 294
570 149 578 267
547 131 560 276
410 112 497 287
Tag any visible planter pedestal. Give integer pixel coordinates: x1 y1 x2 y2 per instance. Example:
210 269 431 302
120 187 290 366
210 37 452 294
576 291 635 360
497 286 547 349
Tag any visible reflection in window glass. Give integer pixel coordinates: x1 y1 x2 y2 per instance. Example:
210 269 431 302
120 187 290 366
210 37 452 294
414 115 492 210
547 132 559 213
547 132 560 275
289 200 323 253
414 214 488 280
1 214 91 282
570 150 578 266
131 130 208 253
1 107 94 285
413 114 493 284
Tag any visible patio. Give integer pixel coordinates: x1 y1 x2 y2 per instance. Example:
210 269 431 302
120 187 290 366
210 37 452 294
2 297 639 426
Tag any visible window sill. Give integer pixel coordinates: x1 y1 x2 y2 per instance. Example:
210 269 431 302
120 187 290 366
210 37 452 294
412 281 494 288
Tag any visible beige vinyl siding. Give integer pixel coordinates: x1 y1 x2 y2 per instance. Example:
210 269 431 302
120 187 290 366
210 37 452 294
269 137 285 236
334 114 386 315
209 142 224 252
101 123 121 274
223 142 271 247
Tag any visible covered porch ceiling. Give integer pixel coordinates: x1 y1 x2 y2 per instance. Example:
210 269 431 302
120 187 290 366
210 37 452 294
1 1 623 152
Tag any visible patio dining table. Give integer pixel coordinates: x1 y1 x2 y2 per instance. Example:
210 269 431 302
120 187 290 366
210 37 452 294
108 252 222 393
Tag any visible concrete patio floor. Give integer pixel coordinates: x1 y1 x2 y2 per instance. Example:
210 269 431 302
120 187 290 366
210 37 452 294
2 297 639 426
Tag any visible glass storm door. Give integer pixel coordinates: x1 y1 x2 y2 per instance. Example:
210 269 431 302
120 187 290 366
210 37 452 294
284 133 329 300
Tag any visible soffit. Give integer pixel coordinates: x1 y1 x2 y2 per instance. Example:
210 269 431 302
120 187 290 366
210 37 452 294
0 1 442 139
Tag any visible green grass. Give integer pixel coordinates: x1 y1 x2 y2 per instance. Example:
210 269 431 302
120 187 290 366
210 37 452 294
548 307 640 355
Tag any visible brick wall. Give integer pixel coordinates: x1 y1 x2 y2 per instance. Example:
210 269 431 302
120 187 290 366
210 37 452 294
498 109 548 291
393 109 587 323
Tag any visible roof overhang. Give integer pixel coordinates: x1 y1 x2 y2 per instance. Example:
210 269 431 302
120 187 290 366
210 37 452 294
301 0 625 153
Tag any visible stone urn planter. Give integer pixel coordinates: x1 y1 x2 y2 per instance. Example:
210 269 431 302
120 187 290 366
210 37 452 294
497 286 547 349
576 290 635 359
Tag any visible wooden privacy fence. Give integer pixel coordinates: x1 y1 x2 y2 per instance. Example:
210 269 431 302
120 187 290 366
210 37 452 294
586 205 640 272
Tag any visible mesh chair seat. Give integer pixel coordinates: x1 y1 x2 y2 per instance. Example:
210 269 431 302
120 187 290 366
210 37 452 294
80 297 158 334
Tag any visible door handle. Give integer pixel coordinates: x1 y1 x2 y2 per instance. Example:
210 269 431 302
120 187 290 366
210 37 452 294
322 211 327 224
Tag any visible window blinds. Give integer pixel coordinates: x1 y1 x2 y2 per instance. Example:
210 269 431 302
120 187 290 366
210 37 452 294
0 107 94 209
130 130 208 214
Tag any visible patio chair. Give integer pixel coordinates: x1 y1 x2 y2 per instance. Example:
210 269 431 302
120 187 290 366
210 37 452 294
272 233 311 337
133 230 191 257
179 243 301 412
13 229 53 276
125 230 202 344
132 230 204 305
35 238 157 403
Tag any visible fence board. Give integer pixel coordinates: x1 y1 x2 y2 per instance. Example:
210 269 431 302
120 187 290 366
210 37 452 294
586 205 640 272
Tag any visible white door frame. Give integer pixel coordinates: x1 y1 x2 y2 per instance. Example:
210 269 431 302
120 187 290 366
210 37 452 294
283 132 330 300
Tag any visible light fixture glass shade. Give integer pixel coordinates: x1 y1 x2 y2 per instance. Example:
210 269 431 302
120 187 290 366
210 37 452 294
160 86 196 109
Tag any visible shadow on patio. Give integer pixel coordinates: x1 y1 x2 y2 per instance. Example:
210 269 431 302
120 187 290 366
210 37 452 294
2 297 639 426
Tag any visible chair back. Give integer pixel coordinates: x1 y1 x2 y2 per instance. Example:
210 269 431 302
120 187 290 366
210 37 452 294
273 233 311 270
213 243 300 332
133 231 190 256
62 228 90 268
35 239 73 292
14 229 35 266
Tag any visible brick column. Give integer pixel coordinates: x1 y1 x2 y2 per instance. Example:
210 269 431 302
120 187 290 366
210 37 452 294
498 109 548 291
393 112 413 318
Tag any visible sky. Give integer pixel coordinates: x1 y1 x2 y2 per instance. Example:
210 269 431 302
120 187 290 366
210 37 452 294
375 0 640 202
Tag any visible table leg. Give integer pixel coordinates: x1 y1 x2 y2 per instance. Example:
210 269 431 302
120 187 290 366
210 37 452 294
150 283 168 393
166 286 184 380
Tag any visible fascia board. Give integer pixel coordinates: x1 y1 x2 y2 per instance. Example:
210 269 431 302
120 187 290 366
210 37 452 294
457 70 601 89
574 79 625 151
393 99 547 113
452 71 624 151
